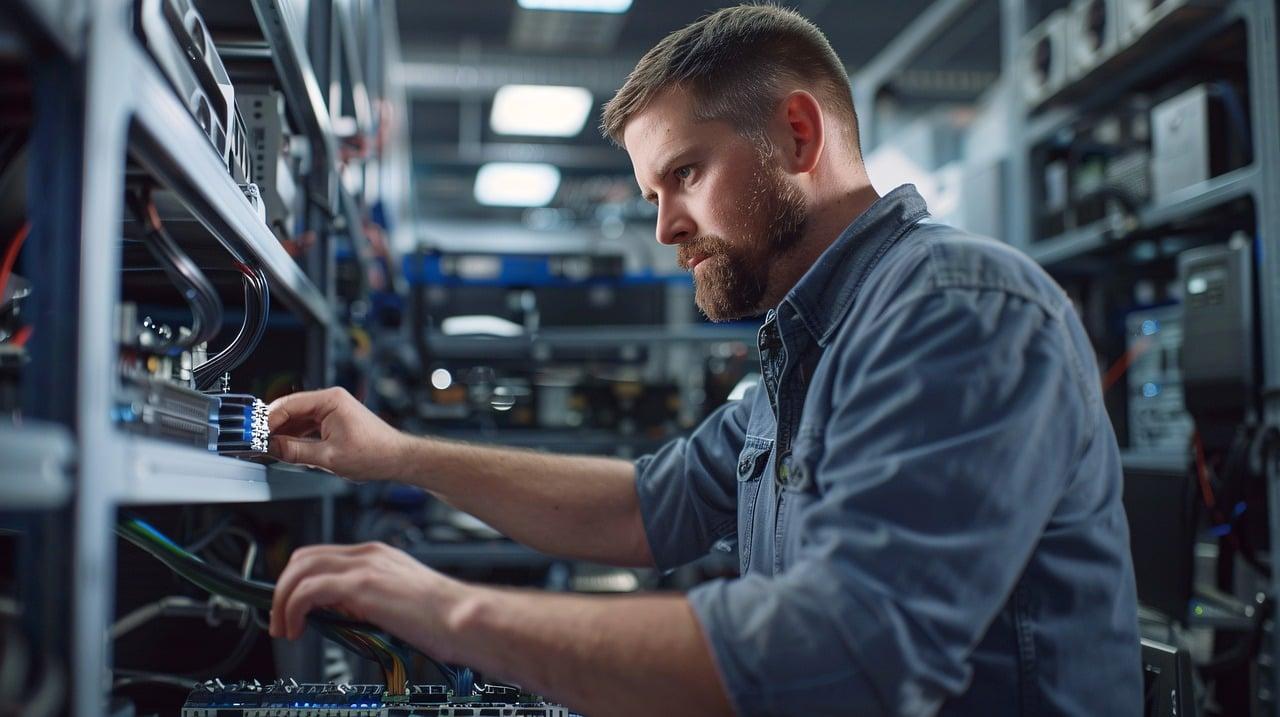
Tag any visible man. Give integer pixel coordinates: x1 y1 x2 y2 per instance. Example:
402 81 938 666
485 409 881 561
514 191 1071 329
267 6 1141 715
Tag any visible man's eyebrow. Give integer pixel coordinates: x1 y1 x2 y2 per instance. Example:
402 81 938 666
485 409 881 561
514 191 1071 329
640 146 697 205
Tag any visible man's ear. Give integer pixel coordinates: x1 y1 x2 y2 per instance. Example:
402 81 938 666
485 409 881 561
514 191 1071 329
771 90 825 175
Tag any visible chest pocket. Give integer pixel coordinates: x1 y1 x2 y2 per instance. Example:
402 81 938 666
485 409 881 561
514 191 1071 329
736 437 772 574
778 429 824 569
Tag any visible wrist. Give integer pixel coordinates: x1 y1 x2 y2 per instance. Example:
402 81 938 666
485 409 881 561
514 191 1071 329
435 582 495 663
379 431 427 483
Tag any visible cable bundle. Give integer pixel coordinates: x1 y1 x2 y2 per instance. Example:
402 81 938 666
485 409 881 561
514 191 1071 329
115 517 480 697
211 394 270 454
193 261 269 390
124 191 224 354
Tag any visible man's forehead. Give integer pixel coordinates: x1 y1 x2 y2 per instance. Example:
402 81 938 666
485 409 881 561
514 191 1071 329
624 88 704 146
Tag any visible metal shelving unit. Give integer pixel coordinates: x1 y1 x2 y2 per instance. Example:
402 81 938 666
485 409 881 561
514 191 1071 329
0 422 73 510
117 436 351 505
0 0 407 713
128 40 338 330
858 0 1280 712
1003 1 1280 712
1027 164 1260 266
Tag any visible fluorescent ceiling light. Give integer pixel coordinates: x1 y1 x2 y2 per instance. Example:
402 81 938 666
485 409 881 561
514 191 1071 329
516 0 633 12
491 84 593 137
474 162 561 207
441 315 526 337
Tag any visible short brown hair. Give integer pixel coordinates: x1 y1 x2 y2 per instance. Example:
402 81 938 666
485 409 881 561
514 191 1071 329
601 4 860 155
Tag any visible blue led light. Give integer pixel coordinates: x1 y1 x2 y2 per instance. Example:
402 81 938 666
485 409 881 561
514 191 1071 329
1142 382 1160 398
243 403 254 441
1140 319 1159 336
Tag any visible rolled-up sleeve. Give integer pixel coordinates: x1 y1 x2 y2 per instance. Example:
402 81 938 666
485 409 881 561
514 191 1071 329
688 287 1094 716
634 395 752 570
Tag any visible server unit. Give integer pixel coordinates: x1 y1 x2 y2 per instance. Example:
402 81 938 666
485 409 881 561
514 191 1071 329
1120 0 1225 45
1021 10 1070 108
239 85 302 244
1126 305 1194 451
1179 238 1257 426
135 0 252 184
1066 0 1122 80
1150 83 1251 202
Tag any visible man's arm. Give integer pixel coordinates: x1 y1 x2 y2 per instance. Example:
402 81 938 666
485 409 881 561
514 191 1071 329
268 542 733 717
267 387 652 566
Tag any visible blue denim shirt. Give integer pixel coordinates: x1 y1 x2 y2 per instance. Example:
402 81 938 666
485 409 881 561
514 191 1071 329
634 185 1141 716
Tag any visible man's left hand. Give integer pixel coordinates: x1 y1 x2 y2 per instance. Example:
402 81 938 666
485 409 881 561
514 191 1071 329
269 541 466 661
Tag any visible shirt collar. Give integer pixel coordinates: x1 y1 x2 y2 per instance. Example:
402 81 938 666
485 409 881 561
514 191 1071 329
779 184 929 347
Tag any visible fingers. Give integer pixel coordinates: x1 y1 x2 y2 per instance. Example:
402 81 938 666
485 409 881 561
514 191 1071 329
268 435 327 466
281 573 355 641
267 388 348 434
270 546 365 639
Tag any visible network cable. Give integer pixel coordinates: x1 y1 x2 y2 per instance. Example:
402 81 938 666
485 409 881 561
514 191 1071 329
193 262 269 390
115 516 474 696
124 191 224 354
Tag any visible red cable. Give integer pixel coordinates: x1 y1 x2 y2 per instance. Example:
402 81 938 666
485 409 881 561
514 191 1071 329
11 325 31 346
1101 337 1151 392
1192 430 1217 510
0 221 31 299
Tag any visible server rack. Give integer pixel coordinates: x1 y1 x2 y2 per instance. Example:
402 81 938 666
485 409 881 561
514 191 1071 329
855 0 1280 712
0 1 408 715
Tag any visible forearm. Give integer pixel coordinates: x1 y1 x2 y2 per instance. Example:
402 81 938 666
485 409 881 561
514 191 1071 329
387 434 654 567
435 587 732 717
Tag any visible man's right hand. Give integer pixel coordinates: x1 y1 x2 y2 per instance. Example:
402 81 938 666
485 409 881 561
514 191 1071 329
267 387 411 482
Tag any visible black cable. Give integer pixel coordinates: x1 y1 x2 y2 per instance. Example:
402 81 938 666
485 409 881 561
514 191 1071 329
184 514 235 554
123 191 224 353
193 263 269 390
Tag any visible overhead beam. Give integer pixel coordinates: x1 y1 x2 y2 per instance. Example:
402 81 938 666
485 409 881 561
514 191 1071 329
413 142 631 171
399 49 635 100
852 0 982 146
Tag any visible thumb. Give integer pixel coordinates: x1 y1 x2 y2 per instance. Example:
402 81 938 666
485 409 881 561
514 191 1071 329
269 435 328 468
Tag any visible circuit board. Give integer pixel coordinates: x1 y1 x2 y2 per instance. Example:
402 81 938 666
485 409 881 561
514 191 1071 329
180 680 574 717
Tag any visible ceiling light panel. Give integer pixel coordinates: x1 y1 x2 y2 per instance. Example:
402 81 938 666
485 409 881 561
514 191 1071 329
474 162 562 207
516 0 633 13
490 84 593 137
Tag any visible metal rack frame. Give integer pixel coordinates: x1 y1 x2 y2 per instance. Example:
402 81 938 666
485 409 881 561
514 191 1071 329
1017 0 1280 711
0 0 405 714
859 0 1280 712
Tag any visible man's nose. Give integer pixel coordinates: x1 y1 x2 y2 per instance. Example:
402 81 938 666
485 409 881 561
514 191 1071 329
656 200 694 246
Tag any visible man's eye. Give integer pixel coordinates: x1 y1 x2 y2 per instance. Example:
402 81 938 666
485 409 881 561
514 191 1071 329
673 165 693 181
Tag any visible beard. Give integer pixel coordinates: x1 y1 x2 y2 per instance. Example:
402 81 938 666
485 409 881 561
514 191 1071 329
678 157 808 322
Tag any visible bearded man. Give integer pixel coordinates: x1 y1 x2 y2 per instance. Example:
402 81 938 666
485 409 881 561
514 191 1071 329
265 5 1142 715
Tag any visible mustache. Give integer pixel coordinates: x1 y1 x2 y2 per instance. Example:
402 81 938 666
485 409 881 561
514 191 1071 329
677 236 732 270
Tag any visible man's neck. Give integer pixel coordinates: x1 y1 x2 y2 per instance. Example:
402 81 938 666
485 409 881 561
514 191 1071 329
762 181 880 310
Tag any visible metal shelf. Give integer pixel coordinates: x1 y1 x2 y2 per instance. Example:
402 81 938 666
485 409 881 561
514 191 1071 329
427 325 759 360
116 435 351 505
409 541 558 570
1028 165 1258 266
128 41 338 332
1137 164 1259 227
1026 221 1112 267
0 422 73 509
1120 449 1187 474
